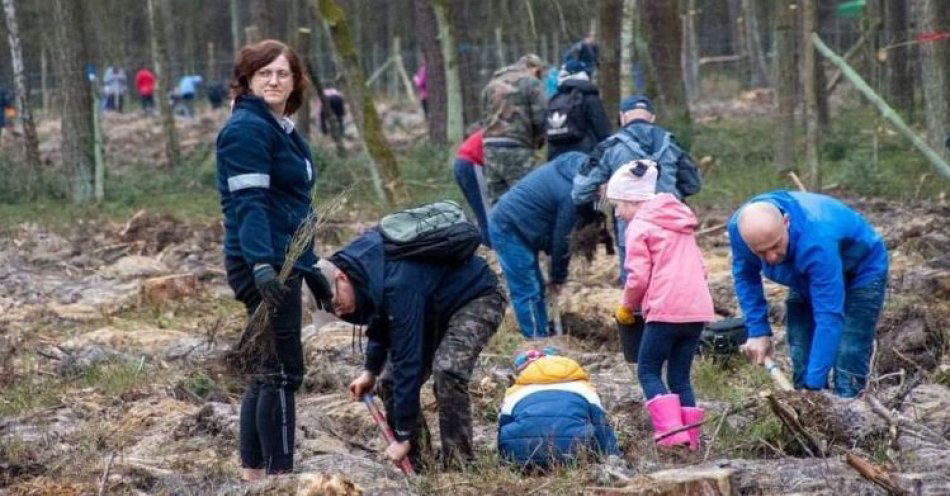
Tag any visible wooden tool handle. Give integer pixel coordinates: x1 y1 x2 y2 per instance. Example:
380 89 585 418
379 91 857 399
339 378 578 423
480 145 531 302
763 357 795 391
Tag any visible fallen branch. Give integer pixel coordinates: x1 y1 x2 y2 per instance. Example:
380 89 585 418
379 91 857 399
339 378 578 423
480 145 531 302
844 451 908 496
97 452 116 496
764 391 825 457
697 223 726 236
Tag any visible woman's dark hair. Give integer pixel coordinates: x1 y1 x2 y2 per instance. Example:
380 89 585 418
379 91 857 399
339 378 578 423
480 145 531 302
229 39 309 116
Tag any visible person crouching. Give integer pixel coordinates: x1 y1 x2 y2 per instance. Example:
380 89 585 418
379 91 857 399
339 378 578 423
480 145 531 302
498 348 619 469
607 160 714 450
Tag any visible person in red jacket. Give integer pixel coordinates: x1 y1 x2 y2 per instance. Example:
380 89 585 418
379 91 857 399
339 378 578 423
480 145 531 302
134 68 156 115
453 129 490 246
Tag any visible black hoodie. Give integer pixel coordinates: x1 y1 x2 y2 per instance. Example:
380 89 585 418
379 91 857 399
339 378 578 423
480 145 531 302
546 78 613 160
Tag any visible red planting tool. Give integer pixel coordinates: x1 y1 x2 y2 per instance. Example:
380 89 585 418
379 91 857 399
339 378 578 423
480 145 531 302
362 394 415 476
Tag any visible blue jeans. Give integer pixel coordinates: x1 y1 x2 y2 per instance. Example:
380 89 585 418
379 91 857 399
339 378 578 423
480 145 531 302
637 322 703 407
786 276 887 397
453 158 491 247
489 222 548 339
614 214 628 287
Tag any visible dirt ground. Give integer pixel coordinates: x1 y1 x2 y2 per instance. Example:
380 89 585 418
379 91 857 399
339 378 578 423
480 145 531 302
0 189 947 495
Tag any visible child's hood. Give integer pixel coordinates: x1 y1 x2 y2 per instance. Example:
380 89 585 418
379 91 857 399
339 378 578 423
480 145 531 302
514 356 589 385
636 193 698 234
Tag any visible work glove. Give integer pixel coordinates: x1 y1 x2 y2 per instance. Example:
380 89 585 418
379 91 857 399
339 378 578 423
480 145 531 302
304 270 333 311
615 306 636 326
253 263 287 307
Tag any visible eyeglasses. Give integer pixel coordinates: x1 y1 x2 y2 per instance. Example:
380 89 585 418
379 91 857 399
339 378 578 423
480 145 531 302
254 69 293 82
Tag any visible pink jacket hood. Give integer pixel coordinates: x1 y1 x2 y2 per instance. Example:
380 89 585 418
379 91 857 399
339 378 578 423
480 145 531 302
621 193 714 323
636 193 698 234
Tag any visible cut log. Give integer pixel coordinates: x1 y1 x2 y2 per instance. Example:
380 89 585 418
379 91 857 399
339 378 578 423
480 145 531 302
585 466 736 495
140 273 199 305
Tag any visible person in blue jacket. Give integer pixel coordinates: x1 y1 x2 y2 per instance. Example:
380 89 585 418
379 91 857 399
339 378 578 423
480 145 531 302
216 40 332 481
489 151 585 339
498 348 619 469
320 230 507 470
728 191 888 397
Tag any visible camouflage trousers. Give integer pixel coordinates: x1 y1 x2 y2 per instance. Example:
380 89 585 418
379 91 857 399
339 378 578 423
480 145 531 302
484 145 536 205
378 288 507 469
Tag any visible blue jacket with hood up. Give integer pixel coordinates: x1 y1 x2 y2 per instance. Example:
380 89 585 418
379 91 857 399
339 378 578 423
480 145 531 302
490 151 584 285
328 231 499 441
216 94 317 271
728 191 888 388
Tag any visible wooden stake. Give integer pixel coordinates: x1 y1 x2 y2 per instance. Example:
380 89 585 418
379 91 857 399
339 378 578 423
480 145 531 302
844 452 908 496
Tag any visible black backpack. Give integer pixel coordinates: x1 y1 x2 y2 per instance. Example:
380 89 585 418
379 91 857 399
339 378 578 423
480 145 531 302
378 200 482 265
545 88 586 144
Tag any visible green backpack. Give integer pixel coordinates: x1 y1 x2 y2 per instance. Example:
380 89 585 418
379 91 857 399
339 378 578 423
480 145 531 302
378 200 482 264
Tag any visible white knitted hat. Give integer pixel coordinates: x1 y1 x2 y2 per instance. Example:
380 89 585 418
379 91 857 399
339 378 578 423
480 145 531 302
606 159 658 202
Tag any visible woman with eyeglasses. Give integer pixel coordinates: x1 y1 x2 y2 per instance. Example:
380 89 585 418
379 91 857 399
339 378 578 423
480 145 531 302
216 39 331 481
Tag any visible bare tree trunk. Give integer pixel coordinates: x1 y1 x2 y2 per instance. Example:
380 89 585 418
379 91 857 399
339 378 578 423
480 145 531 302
621 0 636 96
251 0 277 39
802 0 820 188
883 0 914 121
317 0 409 207
598 0 623 122
295 28 312 141
741 0 769 87
51 0 95 202
916 0 949 163
641 0 692 148
2 0 42 179
773 1 797 173
681 0 700 103
147 0 181 168
412 0 448 143
432 0 463 143
447 1 481 127
230 0 241 52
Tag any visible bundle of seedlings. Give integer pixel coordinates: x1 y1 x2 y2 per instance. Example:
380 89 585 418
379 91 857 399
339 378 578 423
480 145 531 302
223 192 348 378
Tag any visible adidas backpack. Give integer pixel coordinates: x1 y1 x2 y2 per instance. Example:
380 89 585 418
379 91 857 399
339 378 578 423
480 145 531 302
545 89 586 144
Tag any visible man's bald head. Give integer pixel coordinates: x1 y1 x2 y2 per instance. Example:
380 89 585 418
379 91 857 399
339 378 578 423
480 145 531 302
737 202 790 265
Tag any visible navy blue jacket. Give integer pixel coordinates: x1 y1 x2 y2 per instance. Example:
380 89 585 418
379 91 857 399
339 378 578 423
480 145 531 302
216 95 317 271
329 231 499 441
729 191 888 388
490 152 583 284
573 120 701 204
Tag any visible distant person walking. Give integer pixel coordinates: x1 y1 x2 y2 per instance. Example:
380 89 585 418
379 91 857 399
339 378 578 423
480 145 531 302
562 33 599 76
134 68 156 115
318 88 346 136
103 66 128 112
413 63 428 117
176 75 203 117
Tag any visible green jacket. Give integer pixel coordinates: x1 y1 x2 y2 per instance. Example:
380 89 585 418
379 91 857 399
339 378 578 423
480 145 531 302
480 65 547 149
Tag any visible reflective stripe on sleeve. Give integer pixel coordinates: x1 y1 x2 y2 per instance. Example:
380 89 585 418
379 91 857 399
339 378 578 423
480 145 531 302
228 173 270 192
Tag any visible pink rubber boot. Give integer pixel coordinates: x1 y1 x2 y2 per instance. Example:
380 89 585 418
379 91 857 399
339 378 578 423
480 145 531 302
681 407 704 451
645 394 691 447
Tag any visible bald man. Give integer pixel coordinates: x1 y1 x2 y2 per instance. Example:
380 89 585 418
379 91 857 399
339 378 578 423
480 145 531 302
728 191 888 397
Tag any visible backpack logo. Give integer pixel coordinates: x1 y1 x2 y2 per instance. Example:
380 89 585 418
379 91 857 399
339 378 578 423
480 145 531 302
547 112 567 134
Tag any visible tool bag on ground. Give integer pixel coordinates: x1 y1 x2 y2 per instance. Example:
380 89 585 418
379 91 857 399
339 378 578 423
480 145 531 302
378 200 481 264
698 317 748 355
545 89 586 144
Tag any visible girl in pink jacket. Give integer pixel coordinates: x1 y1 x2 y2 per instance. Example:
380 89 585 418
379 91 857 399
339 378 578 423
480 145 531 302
606 160 714 451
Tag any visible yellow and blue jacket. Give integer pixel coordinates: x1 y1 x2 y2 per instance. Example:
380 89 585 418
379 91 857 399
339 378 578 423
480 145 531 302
498 356 619 467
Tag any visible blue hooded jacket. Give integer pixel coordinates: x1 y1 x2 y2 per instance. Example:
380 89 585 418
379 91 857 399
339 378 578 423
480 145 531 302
490 151 584 285
328 231 499 441
498 356 618 468
728 191 888 388
572 120 701 204
216 94 317 271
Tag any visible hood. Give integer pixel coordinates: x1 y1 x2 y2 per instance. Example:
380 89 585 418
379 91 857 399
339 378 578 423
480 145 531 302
552 151 585 181
636 193 698 234
328 230 386 324
514 356 589 385
557 78 598 95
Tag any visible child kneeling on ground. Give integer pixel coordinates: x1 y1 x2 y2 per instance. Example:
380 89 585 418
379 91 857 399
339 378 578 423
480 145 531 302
608 160 714 450
498 348 619 468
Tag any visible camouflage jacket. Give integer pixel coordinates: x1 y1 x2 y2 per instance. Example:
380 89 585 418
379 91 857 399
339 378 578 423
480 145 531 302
480 65 547 149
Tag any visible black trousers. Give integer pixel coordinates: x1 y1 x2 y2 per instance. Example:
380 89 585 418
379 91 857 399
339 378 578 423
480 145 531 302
225 256 303 474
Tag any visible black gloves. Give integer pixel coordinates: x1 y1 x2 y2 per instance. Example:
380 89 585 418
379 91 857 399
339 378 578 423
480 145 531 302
253 264 288 307
304 270 334 312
